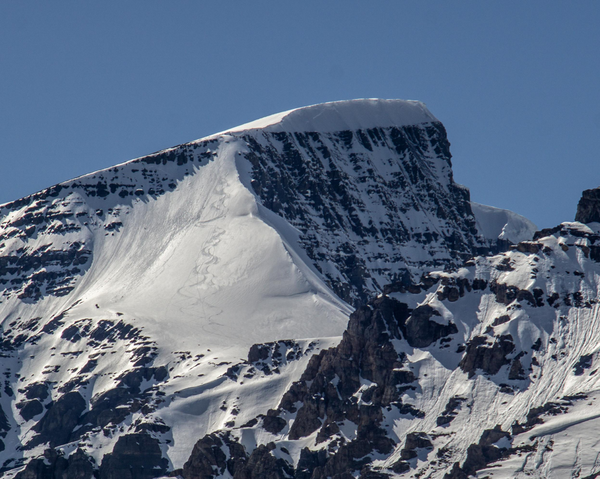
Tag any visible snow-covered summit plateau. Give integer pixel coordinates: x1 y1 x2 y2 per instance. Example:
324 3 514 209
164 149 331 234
0 99 583 478
221 99 438 134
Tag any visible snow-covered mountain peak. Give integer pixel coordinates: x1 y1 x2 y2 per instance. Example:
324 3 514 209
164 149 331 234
220 99 438 135
0 99 542 478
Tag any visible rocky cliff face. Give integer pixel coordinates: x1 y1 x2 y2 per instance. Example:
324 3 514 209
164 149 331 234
0 99 541 478
240 121 483 305
575 186 600 224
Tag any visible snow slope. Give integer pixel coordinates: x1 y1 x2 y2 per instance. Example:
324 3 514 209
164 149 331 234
471 201 537 244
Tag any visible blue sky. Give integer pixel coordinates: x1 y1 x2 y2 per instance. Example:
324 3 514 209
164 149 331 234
1 2 598 229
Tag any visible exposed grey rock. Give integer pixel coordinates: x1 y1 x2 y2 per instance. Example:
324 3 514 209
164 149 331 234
15 448 94 479
20 382 49 401
459 335 515 378
262 410 287 435
27 391 86 449
575 187 600 224
574 354 594 376
181 432 288 479
242 124 495 305
399 432 433 460
511 397 581 435
99 433 168 479
436 396 466 427
16 400 43 422
236 443 294 479
444 426 511 479
403 304 458 348
508 357 526 380
182 433 228 479
295 448 327 479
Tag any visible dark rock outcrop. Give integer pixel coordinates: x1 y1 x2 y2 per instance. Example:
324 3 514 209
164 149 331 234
295 448 327 479
400 432 433 460
16 400 44 422
262 410 287 435
575 187 600 224
237 443 294 479
27 391 86 449
574 354 594 376
511 395 587 436
489 281 538 308
99 433 168 479
403 304 458 348
15 448 94 479
20 382 50 401
182 433 228 479
459 335 516 378
444 427 511 479
436 396 466 427
183 433 292 479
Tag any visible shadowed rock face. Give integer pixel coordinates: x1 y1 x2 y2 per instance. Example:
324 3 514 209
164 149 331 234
27 392 86 449
404 304 458 348
15 448 94 479
99 433 168 479
242 123 493 305
575 187 600 224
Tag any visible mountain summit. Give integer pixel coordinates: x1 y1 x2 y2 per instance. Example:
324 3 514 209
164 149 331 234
222 99 438 134
0 99 544 478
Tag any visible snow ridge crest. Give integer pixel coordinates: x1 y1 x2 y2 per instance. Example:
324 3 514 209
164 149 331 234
219 98 438 135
